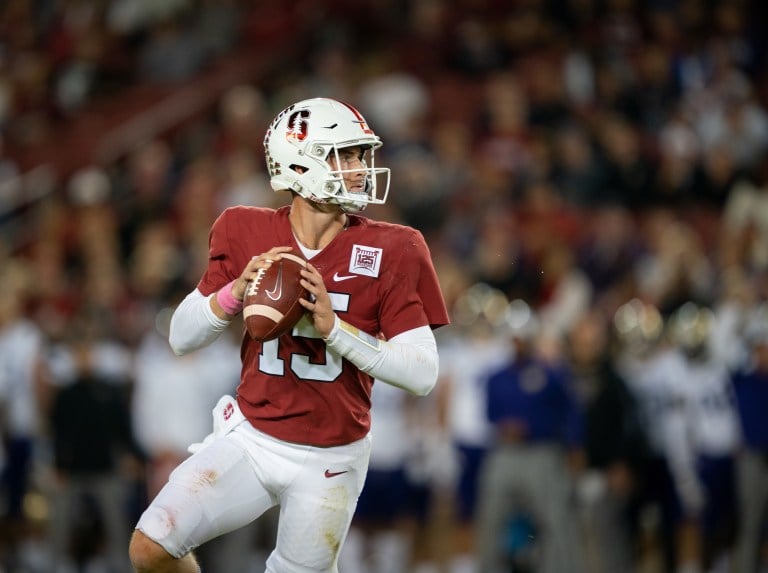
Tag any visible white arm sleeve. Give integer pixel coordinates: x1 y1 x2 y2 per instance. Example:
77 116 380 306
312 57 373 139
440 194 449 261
168 289 230 355
323 316 439 396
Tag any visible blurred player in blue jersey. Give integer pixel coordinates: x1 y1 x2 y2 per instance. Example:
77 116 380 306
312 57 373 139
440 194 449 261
732 306 768 573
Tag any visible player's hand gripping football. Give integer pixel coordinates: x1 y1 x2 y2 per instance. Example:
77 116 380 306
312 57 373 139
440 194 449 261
299 263 336 338
229 246 296 302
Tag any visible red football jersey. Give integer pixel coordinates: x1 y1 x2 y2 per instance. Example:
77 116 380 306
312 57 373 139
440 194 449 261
197 205 449 446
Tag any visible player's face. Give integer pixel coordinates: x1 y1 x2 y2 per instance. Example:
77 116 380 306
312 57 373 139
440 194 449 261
328 145 367 194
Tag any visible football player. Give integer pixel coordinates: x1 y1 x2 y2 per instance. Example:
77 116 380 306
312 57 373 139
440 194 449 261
128 98 449 573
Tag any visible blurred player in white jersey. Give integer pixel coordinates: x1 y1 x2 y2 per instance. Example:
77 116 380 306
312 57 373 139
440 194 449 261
436 284 513 573
619 300 742 573
613 299 686 573
339 381 422 573
666 304 741 573
0 266 46 566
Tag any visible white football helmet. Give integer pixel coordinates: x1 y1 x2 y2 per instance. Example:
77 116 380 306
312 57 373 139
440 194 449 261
263 97 390 212
666 302 714 358
613 298 665 356
503 299 540 341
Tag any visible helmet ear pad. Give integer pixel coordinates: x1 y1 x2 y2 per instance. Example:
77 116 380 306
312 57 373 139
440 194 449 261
263 98 390 212
283 150 344 203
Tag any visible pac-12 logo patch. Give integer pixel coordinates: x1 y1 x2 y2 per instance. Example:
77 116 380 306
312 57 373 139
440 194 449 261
348 244 382 278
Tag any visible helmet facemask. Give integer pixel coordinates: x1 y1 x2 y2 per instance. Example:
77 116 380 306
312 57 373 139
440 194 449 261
320 144 389 211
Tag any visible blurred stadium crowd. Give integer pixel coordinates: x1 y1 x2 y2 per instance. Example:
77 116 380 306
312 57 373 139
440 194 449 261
1 0 768 572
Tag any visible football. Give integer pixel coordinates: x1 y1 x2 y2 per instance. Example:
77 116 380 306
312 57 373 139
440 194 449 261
243 250 309 341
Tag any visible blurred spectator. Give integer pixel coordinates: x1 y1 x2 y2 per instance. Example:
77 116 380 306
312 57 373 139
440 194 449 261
429 120 474 198
521 53 571 130
594 113 654 208
467 208 537 302
214 84 268 161
113 140 175 259
136 15 208 84
387 145 448 236
448 16 504 76
575 205 642 312
476 72 533 184
0 258 46 562
271 35 356 107
172 154 222 244
721 154 768 272
627 43 679 133
127 219 185 304
218 147 276 210
567 309 649 573
693 141 742 208
695 80 768 173
50 2 118 117
0 133 21 213
106 0 191 36
394 0 452 75
357 66 430 146
634 211 715 314
654 106 703 206
474 300 585 573
193 0 242 59
550 122 605 208
535 239 594 337
46 331 139 573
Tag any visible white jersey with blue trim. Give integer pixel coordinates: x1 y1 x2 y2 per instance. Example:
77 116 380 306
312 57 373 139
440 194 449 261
618 346 685 456
368 380 411 469
439 333 512 448
678 353 742 456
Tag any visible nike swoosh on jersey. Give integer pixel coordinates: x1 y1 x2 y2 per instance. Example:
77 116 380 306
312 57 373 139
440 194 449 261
332 272 357 282
266 263 283 300
324 469 349 478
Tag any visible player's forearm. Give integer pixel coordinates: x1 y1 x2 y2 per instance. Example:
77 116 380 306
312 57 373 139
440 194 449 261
323 318 438 395
169 289 230 355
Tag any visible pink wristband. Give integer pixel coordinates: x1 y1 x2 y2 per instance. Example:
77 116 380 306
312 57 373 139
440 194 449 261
215 280 243 315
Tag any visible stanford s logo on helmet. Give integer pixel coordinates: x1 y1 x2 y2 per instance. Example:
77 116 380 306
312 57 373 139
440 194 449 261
263 97 390 212
286 110 310 142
